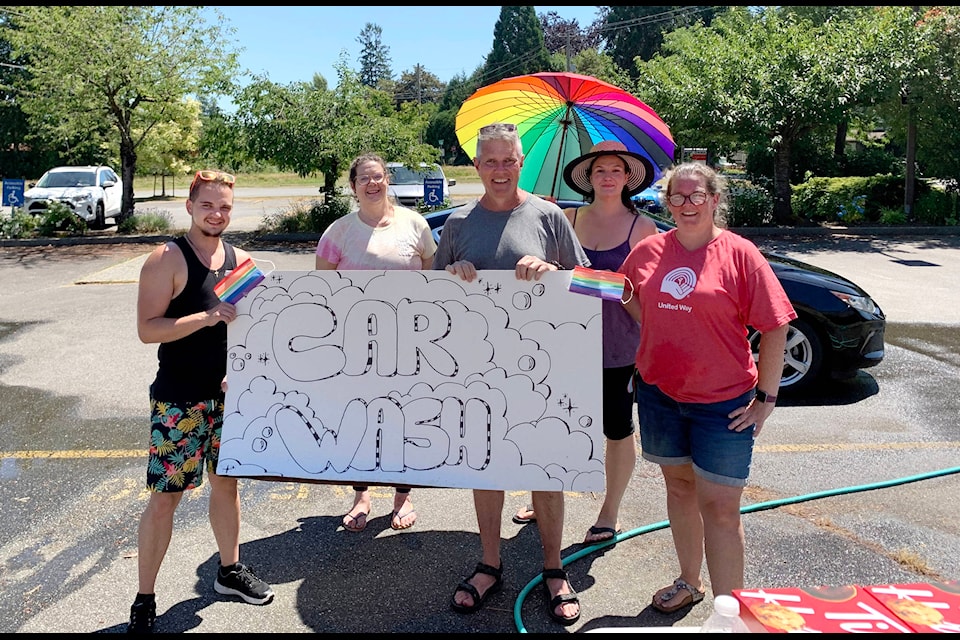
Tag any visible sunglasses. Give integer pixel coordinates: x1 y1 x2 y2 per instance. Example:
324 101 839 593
190 170 236 192
667 191 709 207
479 123 517 135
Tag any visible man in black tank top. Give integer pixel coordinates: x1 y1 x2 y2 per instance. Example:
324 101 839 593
127 170 274 633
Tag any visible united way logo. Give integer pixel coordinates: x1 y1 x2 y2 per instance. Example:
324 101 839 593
659 267 697 300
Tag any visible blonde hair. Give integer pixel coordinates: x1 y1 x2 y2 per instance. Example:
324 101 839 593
664 162 729 228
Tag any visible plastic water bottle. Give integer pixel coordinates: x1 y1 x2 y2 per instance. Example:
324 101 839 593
699 594 751 633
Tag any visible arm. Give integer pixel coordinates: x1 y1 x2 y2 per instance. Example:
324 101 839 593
136 243 237 345
727 322 789 437
315 255 338 270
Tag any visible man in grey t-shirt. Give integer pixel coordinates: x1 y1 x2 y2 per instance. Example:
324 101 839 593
436 122 589 626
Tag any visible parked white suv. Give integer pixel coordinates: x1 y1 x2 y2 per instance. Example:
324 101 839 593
386 162 455 208
23 165 124 229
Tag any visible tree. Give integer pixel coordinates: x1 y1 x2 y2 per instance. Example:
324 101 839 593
6 6 239 219
601 6 720 78
234 57 437 203
639 7 902 224
394 65 444 106
539 10 602 67
481 6 552 85
357 23 393 91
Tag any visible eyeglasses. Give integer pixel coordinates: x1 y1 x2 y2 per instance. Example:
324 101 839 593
190 170 235 192
479 123 517 135
667 191 709 207
356 173 386 186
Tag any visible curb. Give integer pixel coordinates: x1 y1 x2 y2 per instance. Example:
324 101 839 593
3 226 960 249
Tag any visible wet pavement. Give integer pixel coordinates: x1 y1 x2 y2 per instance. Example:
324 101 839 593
0 225 959 633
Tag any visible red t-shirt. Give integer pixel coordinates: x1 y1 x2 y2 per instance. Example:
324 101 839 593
619 229 797 403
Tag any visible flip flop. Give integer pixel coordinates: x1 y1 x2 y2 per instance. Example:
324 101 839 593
390 507 417 530
584 525 621 544
512 505 537 525
342 510 368 533
652 577 705 613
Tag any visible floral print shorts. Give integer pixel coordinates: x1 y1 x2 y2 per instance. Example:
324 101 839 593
146 396 224 492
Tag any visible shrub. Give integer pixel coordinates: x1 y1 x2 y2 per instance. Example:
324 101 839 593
119 208 174 234
879 207 907 225
914 188 958 226
0 208 38 239
35 201 87 236
260 191 352 234
727 179 773 227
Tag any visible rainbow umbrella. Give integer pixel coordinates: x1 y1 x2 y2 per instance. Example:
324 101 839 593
455 72 675 200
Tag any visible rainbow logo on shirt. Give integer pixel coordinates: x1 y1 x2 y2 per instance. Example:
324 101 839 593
568 265 630 302
214 257 265 305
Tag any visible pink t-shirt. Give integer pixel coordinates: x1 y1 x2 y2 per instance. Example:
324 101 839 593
315 206 437 269
619 229 797 403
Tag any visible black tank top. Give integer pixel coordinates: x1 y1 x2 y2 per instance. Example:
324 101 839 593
151 236 238 402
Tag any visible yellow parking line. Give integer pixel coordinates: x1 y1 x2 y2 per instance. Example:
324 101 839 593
2 441 959 460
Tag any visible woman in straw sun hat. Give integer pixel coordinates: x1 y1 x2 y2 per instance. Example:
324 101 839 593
512 140 659 544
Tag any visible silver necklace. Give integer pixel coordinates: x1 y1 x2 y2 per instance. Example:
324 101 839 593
184 234 222 279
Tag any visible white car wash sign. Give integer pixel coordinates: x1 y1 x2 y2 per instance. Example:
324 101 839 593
217 269 605 492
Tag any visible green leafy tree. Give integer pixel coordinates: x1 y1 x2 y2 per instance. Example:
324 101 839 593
394 65 444 105
134 98 202 195
234 57 436 203
357 23 393 91
482 6 552 84
639 7 903 224
873 6 960 188
6 6 239 219
601 6 720 78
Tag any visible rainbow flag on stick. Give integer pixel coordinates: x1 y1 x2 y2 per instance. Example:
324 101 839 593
568 265 632 302
214 257 265 305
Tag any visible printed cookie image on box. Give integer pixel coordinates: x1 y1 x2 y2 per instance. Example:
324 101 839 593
733 585 913 633
864 581 960 633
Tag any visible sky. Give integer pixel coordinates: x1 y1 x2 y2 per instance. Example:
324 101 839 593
212 6 603 89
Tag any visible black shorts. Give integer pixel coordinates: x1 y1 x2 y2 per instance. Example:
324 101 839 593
603 365 637 441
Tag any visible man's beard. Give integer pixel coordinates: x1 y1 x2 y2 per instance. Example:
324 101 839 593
198 227 223 238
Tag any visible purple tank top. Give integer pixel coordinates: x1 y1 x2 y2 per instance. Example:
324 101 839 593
575 209 641 368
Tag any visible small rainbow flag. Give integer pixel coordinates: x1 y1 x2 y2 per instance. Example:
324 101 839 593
568 265 630 302
214 257 265 305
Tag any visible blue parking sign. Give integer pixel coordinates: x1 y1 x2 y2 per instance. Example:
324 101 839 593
423 177 444 206
3 178 25 209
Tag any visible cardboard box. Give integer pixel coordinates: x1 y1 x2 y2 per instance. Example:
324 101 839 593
733 585 913 633
862 582 960 633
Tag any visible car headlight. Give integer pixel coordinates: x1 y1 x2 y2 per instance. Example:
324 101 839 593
70 193 94 204
831 291 879 316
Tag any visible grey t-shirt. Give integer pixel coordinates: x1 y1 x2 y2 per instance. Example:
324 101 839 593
433 194 590 270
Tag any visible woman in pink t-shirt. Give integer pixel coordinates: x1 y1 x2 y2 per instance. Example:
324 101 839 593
619 162 796 614
315 153 437 533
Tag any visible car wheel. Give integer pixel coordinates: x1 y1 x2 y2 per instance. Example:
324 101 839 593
750 317 824 394
90 202 106 230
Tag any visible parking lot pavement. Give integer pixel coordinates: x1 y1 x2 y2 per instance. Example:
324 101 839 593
2 229 960 634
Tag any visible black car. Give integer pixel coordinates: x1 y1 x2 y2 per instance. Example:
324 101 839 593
423 201 885 394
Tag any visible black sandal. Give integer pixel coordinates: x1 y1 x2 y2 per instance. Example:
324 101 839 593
542 568 581 626
450 561 503 614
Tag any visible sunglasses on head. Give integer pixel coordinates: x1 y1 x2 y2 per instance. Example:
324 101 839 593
190 170 236 192
479 123 517 135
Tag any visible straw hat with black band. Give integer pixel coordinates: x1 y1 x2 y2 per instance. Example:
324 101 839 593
562 140 656 198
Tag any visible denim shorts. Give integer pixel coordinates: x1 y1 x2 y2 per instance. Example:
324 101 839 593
635 376 756 487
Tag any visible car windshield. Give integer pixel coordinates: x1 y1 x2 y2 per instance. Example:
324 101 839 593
388 165 442 185
38 171 96 188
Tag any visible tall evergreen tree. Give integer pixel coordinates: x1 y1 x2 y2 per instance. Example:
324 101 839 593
482 6 552 85
602 6 719 78
356 23 393 90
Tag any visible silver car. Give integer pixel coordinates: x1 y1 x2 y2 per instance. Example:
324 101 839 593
386 162 455 208
23 165 124 229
